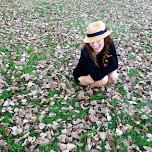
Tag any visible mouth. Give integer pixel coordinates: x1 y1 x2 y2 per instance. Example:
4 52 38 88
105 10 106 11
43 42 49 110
94 46 100 50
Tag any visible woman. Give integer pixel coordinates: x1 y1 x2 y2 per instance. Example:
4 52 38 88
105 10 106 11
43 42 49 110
73 21 118 88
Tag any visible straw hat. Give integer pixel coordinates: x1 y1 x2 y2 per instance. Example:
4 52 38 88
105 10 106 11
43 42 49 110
84 21 112 43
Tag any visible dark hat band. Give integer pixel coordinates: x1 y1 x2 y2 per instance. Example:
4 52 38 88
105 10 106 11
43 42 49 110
87 28 107 37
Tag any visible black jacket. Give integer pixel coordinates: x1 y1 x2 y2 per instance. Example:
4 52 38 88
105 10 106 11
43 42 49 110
73 41 118 84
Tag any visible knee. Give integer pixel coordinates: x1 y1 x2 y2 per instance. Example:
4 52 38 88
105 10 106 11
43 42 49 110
98 75 108 86
109 73 118 83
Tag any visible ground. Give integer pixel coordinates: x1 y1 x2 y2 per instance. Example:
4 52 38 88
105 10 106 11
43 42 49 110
0 0 152 151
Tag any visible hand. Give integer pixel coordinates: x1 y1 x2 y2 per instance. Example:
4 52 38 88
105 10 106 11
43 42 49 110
78 75 94 86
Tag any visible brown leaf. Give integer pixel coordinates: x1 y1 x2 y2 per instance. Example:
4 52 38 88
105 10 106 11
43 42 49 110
143 146 152 151
3 100 9 106
16 127 22 134
59 144 67 150
80 103 88 110
39 123 46 130
0 140 7 146
61 129 67 134
67 143 76 150
107 114 112 121
28 136 36 143
71 131 80 139
75 102 80 107
25 113 32 119
60 83 66 89
27 81 34 88
35 137 43 145
89 109 96 115
51 82 58 89
90 115 98 123
58 134 67 143
28 142 37 151
49 113 56 117
0 99 4 105
86 89 93 96
78 91 85 100
105 142 111 150
4 128 10 136
99 132 107 141
90 100 97 106
116 128 123 136
73 118 81 125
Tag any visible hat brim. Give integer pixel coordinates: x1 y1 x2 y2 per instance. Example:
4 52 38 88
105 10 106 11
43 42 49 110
84 26 112 43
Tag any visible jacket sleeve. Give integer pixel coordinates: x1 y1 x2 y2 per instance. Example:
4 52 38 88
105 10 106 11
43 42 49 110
82 44 118 81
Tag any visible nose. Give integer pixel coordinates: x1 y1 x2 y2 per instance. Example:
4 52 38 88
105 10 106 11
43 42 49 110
93 41 98 47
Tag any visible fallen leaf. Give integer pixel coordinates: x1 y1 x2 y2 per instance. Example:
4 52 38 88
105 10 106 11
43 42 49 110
3 128 10 136
27 81 34 88
90 115 98 122
0 140 7 146
67 143 76 150
59 144 67 150
116 128 123 136
39 123 46 130
141 115 149 120
105 142 111 150
90 100 97 106
78 91 85 100
99 132 107 141
71 131 80 139
143 146 152 151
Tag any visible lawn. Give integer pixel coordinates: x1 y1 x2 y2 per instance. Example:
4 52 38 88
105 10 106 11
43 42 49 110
0 0 152 151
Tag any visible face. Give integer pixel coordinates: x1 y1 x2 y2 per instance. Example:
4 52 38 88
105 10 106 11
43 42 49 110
89 39 104 54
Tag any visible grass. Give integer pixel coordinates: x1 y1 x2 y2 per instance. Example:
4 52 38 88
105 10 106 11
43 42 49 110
127 69 139 77
0 0 151 151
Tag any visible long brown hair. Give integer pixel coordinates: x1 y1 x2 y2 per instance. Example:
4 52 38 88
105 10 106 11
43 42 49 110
85 35 112 68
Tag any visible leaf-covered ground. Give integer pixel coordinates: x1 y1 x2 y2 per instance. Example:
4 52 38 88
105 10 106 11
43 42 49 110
0 0 152 151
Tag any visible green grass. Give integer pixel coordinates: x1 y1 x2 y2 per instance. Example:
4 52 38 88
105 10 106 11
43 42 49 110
135 101 152 110
128 55 136 60
115 83 127 96
0 0 151 151
127 69 139 77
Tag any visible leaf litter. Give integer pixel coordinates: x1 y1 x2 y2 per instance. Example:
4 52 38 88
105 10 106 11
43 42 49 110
0 0 152 151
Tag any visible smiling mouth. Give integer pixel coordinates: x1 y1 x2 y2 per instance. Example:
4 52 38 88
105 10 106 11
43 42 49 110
94 46 100 50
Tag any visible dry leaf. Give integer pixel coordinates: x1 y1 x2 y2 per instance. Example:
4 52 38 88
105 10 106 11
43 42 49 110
78 91 85 100
116 128 123 136
73 119 81 125
59 144 67 150
90 100 97 106
0 140 7 146
3 100 9 106
86 89 93 96
49 113 56 117
28 136 36 143
3 128 10 136
67 143 76 150
39 123 46 130
107 114 112 121
27 81 34 88
143 146 152 151
90 115 98 122
105 142 111 150
71 131 80 139
99 132 107 141
141 115 148 120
